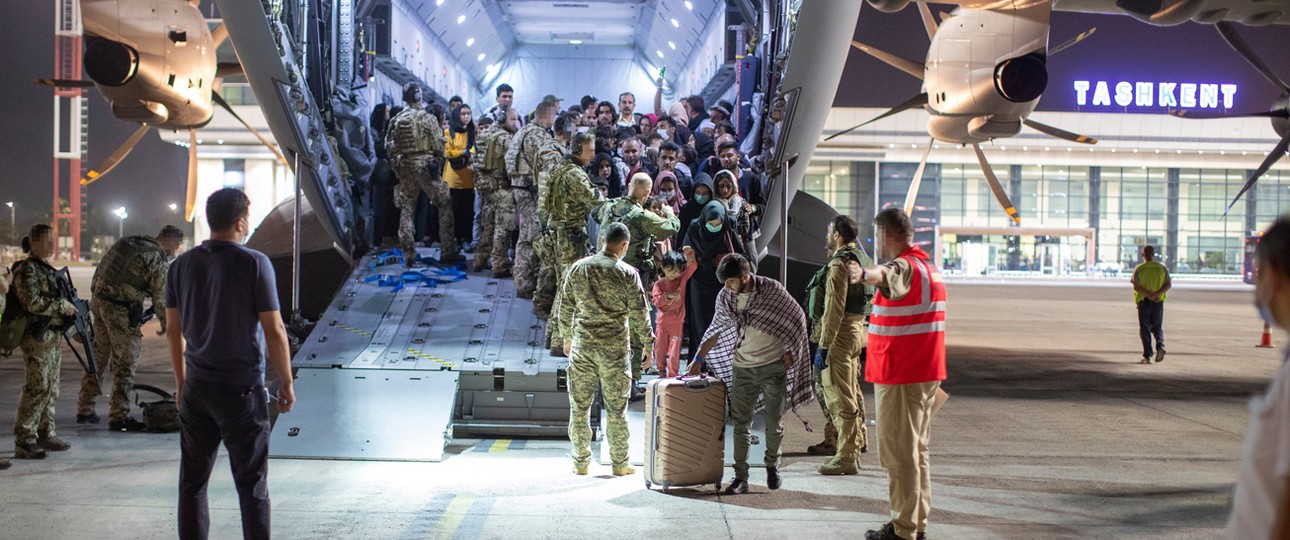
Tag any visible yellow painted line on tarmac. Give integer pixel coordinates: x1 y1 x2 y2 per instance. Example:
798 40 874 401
406 348 456 370
489 439 511 453
431 494 476 540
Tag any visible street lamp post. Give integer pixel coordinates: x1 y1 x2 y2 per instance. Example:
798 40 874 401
5 202 12 242
113 206 128 239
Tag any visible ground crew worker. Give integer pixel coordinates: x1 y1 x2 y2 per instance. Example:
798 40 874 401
76 226 183 431
12 224 77 460
1132 245 1171 364
506 99 558 297
385 82 462 265
473 109 519 277
0 265 11 469
859 208 947 540
597 172 679 382
532 112 578 322
538 131 602 356
557 222 652 476
808 215 874 475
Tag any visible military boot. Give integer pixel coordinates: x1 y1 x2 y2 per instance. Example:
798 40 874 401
14 442 47 460
818 455 860 475
573 463 589 476
0 457 11 470
807 439 837 456
37 436 71 452
611 465 636 476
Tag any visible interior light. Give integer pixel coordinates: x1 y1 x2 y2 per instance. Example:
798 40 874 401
684 0 693 9
656 50 664 58
477 52 486 61
670 17 679 27
668 41 676 50
196 138 203 144
570 40 582 44
436 0 444 5
466 38 475 47
457 14 466 24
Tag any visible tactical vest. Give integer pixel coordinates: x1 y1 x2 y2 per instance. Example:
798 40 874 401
544 161 589 225
601 198 654 266
506 125 542 179
806 246 874 323
387 107 432 156
96 236 164 297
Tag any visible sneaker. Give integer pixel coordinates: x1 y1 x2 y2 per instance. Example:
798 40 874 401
865 522 902 540
767 467 782 490
36 436 70 452
818 456 860 475
723 478 748 495
14 443 46 460
806 440 837 456
108 417 148 433
1154 349 1166 363
1139 356 1152 364
611 465 636 476
76 412 101 425
574 463 589 476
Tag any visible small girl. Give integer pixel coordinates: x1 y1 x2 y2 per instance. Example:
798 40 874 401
651 247 697 377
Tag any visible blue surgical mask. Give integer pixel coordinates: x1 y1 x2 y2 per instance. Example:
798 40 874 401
695 194 710 205
705 222 722 233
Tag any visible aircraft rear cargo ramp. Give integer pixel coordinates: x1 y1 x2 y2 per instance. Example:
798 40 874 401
270 248 572 462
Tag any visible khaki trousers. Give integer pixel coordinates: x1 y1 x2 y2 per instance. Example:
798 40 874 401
822 317 867 459
875 380 939 540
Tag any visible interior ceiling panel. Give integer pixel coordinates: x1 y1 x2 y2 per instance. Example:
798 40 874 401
503 1 641 44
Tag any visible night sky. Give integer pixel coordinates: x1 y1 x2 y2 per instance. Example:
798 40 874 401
1 2 1287 240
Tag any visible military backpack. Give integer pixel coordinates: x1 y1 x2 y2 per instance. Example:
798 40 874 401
132 384 181 433
805 246 874 323
385 107 432 157
0 260 31 354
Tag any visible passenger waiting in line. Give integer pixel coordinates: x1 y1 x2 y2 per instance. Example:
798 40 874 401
677 173 714 250
595 100 617 128
652 169 686 216
617 92 640 128
652 248 697 377
444 103 478 251
681 201 746 361
1131 245 1171 364
636 113 656 136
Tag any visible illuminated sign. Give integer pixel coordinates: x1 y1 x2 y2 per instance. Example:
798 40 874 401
1073 80 1237 109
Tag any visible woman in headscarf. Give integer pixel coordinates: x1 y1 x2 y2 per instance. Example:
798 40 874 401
681 200 746 358
637 113 657 136
369 103 399 241
591 152 623 199
679 172 713 244
444 103 477 249
652 169 686 215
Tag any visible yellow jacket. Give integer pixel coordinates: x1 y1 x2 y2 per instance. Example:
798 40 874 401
443 130 475 189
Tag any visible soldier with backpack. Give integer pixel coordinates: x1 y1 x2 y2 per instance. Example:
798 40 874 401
539 131 603 356
807 215 875 475
505 99 559 297
384 82 461 266
75 226 183 431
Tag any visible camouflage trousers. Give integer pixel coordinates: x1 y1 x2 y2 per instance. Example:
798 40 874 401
77 301 142 423
393 156 457 262
489 188 517 274
512 187 539 295
568 346 632 468
471 188 496 271
14 333 63 445
536 228 589 344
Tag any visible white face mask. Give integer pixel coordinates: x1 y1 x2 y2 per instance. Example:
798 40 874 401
577 126 590 134
660 189 676 200
656 128 669 139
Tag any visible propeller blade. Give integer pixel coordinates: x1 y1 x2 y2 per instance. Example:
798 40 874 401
1224 132 1290 217
973 143 1021 225
1024 118 1098 144
1215 22 1290 94
917 2 939 41
1168 108 1286 120
215 62 244 79
825 93 928 141
185 130 199 222
211 22 229 48
905 138 936 217
213 91 289 167
851 41 925 81
1048 27 1097 56
81 125 151 186
35 78 95 88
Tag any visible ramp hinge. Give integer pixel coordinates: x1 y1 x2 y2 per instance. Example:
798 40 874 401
493 367 505 391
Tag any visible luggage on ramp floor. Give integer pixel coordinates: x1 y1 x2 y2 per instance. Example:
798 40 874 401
644 375 726 492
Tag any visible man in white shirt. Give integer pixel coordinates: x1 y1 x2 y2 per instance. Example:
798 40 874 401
1230 216 1290 539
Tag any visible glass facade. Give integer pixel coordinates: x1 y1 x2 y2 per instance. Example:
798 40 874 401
801 160 1289 275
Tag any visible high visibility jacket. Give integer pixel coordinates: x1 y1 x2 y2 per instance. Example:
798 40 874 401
866 246 947 385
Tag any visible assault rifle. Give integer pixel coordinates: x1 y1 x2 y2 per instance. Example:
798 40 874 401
53 267 97 375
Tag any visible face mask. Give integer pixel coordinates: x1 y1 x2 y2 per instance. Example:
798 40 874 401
660 190 675 200
705 222 722 234
695 194 710 205
577 126 590 134
657 128 670 139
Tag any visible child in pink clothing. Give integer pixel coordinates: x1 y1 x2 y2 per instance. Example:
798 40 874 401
652 247 697 377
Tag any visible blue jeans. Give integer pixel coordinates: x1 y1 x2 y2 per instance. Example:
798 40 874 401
1137 300 1165 358
178 382 271 540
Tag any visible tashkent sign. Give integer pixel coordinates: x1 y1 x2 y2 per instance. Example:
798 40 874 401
1073 80 1237 109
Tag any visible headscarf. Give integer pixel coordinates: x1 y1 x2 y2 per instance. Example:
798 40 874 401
712 170 738 203
449 104 476 151
678 172 713 243
668 102 688 126
640 113 657 132
684 201 737 267
652 169 685 214
593 152 623 197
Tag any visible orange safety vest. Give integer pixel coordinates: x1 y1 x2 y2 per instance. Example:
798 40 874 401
865 246 947 385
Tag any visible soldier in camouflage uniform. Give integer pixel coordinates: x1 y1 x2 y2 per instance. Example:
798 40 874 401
384 83 461 265
505 100 559 296
75 227 182 431
532 112 580 322
473 108 520 277
11 224 77 459
557 222 653 475
539 132 603 356
597 172 680 380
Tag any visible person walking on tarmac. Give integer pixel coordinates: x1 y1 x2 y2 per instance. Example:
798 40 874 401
858 208 947 540
806 215 874 474
539 131 603 357
385 82 462 266
76 226 184 431
1132 245 1171 364
11 224 77 460
557 222 653 476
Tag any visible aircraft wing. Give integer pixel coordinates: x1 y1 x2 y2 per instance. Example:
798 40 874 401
908 0 1290 25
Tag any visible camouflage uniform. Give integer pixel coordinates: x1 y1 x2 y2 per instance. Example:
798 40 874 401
531 137 576 320
556 251 653 469
472 123 517 274
539 159 603 348
77 236 169 424
384 103 456 262
596 196 679 379
505 122 552 295
11 256 73 447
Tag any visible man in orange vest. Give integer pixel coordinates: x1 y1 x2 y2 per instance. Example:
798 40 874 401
858 208 946 540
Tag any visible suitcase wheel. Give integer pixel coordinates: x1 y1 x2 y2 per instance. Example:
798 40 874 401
713 482 721 492
645 481 652 490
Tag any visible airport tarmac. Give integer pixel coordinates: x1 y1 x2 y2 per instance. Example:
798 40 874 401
0 279 1278 540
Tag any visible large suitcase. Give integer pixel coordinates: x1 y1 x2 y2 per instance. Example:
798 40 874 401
644 375 727 492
